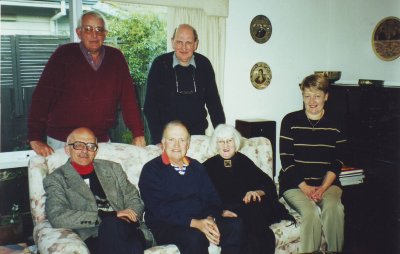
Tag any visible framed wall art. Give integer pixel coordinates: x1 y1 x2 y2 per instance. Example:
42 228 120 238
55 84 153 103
372 16 400 61
250 62 272 90
250 15 272 44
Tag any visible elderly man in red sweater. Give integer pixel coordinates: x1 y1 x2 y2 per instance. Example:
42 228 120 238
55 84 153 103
28 11 145 156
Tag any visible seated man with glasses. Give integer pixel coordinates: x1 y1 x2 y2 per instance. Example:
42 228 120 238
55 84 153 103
144 24 226 145
43 127 155 254
28 10 146 157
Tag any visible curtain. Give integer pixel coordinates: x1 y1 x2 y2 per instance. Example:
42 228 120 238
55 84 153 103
168 7 227 134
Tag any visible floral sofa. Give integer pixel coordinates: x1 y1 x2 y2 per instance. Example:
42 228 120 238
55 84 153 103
29 135 306 254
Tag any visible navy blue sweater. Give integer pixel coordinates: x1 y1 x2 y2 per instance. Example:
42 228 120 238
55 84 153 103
138 156 222 230
143 52 225 144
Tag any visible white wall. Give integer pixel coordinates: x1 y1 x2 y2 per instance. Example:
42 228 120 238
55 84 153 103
223 0 400 174
327 0 400 84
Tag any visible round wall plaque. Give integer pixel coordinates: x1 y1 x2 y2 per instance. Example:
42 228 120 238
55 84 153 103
372 16 400 61
250 15 272 44
250 62 272 90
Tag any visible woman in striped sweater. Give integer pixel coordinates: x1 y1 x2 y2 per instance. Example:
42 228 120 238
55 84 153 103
279 74 347 254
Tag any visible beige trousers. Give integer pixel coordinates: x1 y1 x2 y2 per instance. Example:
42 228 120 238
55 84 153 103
283 186 344 253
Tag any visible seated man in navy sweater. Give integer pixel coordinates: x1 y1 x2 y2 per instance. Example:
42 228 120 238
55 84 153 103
139 120 244 254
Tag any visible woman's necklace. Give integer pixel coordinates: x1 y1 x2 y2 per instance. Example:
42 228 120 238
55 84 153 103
306 110 324 130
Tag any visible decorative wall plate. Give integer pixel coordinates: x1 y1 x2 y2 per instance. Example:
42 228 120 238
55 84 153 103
372 16 400 61
250 15 272 44
250 62 272 89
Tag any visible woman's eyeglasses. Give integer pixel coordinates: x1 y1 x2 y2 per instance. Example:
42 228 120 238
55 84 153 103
217 139 234 146
174 68 197 95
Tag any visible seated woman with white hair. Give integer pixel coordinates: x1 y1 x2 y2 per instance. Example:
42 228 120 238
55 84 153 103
203 124 294 254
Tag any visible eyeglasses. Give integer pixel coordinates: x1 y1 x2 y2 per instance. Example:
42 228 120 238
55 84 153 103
68 141 98 152
217 139 234 146
81 25 107 36
174 40 195 50
174 68 197 95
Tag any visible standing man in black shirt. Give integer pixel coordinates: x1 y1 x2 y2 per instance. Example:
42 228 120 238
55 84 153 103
144 24 225 145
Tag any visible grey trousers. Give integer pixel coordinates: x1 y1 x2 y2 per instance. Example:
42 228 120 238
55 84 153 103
283 185 344 253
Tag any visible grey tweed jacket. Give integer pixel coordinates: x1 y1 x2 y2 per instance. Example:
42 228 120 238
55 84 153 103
43 159 155 247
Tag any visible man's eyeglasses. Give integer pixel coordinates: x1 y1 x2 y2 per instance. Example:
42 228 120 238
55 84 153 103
174 40 195 50
68 141 98 152
174 68 197 95
81 25 107 36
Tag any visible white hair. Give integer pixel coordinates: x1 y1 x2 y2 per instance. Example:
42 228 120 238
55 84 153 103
209 124 242 154
77 11 107 29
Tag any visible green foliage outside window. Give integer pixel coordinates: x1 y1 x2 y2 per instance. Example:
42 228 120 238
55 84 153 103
106 13 167 144
107 13 167 88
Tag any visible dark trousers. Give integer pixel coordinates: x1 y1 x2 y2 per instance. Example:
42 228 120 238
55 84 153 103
84 216 145 254
152 217 244 254
233 200 276 254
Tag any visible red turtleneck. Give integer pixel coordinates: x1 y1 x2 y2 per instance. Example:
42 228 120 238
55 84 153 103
71 161 94 175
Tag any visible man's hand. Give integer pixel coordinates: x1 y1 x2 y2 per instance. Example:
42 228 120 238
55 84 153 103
30 140 54 157
132 136 146 147
222 210 238 218
117 209 138 223
190 217 220 245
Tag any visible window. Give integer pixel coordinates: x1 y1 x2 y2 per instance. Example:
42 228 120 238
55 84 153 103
1 0 167 152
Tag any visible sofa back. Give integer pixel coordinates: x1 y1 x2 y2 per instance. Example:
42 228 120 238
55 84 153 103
29 135 273 225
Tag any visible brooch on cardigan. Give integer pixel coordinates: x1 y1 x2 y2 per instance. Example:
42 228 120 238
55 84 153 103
224 160 232 167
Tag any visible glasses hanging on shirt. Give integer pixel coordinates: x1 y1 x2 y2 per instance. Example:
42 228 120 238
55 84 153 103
174 67 197 95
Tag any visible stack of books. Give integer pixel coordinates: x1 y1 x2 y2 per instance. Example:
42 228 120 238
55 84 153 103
339 166 365 186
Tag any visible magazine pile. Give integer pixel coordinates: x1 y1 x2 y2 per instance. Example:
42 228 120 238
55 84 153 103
339 166 365 186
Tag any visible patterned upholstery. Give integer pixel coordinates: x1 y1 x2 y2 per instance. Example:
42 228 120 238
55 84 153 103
29 135 306 254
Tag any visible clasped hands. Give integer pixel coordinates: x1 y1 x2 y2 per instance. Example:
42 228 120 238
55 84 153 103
196 190 266 245
191 216 220 245
299 183 326 202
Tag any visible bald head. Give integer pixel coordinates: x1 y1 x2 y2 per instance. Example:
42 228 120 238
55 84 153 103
65 127 98 166
172 24 198 42
66 127 97 144
161 121 190 167
162 121 190 140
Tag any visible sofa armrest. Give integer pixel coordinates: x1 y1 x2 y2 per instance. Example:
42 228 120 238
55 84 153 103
34 220 89 254
240 137 274 178
28 155 48 225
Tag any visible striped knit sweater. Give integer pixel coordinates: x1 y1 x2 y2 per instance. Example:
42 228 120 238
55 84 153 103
278 109 347 196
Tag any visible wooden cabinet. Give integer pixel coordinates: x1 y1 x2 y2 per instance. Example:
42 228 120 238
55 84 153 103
325 84 400 170
327 84 400 253
235 119 276 175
